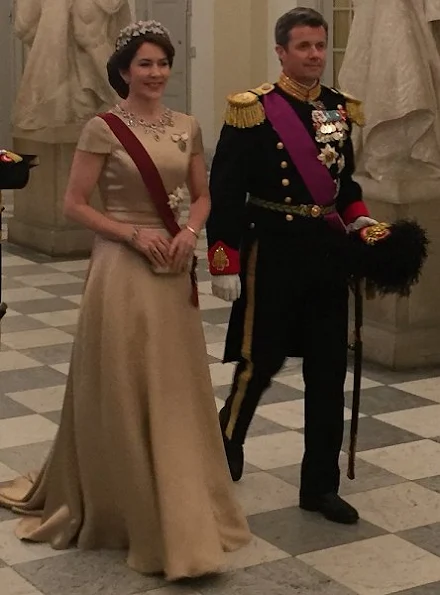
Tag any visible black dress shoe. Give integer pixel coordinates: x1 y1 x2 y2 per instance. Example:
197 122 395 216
222 434 244 482
219 410 244 482
300 492 359 524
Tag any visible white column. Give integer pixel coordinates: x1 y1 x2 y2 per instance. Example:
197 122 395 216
190 0 215 155
0 1 14 148
128 0 137 17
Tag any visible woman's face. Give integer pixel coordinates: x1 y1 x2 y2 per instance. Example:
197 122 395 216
123 41 171 101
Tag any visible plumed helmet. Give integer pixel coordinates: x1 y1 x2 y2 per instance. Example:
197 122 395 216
0 150 38 190
348 219 429 297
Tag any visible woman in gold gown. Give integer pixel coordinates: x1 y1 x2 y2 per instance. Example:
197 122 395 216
0 20 251 581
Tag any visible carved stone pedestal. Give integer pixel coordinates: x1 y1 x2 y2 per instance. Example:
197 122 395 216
8 137 100 257
356 176 440 369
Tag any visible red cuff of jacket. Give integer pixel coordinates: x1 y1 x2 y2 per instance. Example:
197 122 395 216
342 201 369 225
208 241 240 275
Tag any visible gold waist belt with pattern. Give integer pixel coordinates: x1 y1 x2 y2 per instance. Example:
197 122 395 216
248 196 336 218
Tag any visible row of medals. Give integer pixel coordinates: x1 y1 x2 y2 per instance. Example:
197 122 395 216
311 105 349 147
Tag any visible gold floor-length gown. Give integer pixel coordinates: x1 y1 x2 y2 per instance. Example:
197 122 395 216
0 110 251 580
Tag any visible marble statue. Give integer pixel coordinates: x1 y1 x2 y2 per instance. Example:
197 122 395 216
338 0 440 181
425 0 440 52
12 0 131 137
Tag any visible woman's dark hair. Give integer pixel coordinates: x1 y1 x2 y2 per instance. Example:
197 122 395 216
107 32 175 99
275 7 328 47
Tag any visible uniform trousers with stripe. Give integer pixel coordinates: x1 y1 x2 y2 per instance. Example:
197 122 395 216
221 218 349 498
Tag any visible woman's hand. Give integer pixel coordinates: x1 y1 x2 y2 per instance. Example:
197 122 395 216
131 228 171 268
169 228 197 273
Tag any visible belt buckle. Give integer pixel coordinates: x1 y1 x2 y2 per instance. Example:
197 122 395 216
310 205 322 218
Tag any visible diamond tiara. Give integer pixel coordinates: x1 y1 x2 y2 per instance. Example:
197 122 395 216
115 20 171 52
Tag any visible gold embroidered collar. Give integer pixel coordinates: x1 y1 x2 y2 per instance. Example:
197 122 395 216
277 72 321 102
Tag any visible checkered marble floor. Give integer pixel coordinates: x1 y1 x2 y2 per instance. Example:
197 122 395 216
1 194 440 594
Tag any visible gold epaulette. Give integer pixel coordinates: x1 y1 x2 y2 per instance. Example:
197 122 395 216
331 88 365 127
225 83 274 129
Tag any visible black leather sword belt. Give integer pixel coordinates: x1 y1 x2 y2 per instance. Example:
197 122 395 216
248 195 336 218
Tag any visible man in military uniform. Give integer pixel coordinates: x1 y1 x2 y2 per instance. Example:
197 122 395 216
206 7 376 525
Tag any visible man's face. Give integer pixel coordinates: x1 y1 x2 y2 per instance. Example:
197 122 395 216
276 25 327 85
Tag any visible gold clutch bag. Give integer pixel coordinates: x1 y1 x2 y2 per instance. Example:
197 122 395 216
148 258 191 275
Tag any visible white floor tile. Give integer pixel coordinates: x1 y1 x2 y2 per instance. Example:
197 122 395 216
206 341 227 360
391 377 440 403
234 472 299 516
1 328 74 350
0 308 21 317
245 431 304 470
258 400 362 429
2 288 54 303
0 442 52 475
50 363 70 375
143 588 200 595
196 280 212 295
7 386 65 413
0 461 19 482
209 362 235 387
345 482 440 532
2 256 35 268
273 373 304 391
47 260 90 272
0 351 42 372
276 371 381 392
0 520 68 565
344 371 382 390
198 294 231 310
0 567 44 595
214 397 224 411
225 534 290 571
375 404 440 438
358 439 440 480
258 400 306 429
14 272 81 287
298 534 440 595
63 295 82 305
202 323 227 344
29 310 79 328
0 415 57 449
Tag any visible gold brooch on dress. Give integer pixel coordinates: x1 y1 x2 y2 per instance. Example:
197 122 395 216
171 132 189 152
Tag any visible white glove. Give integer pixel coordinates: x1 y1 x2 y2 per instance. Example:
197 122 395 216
211 274 241 302
346 216 378 233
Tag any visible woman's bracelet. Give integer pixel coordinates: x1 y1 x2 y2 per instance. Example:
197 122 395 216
185 225 199 239
128 226 140 244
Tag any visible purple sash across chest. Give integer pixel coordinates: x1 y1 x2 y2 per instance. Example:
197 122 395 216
263 92 345 232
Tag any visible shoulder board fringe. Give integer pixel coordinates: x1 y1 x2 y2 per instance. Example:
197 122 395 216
345 99 365 127
331 88 365 127
225 90 266 129
252 82 275 96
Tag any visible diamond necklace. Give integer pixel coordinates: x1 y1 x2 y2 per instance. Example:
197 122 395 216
113 104 175 141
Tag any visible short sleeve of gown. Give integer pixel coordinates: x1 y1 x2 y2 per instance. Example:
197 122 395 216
76 116 113 155
190 116 204 156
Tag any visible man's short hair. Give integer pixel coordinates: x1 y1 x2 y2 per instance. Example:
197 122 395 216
275 7 328 47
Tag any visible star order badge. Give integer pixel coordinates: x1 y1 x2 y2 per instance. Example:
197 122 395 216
318 144 338 168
